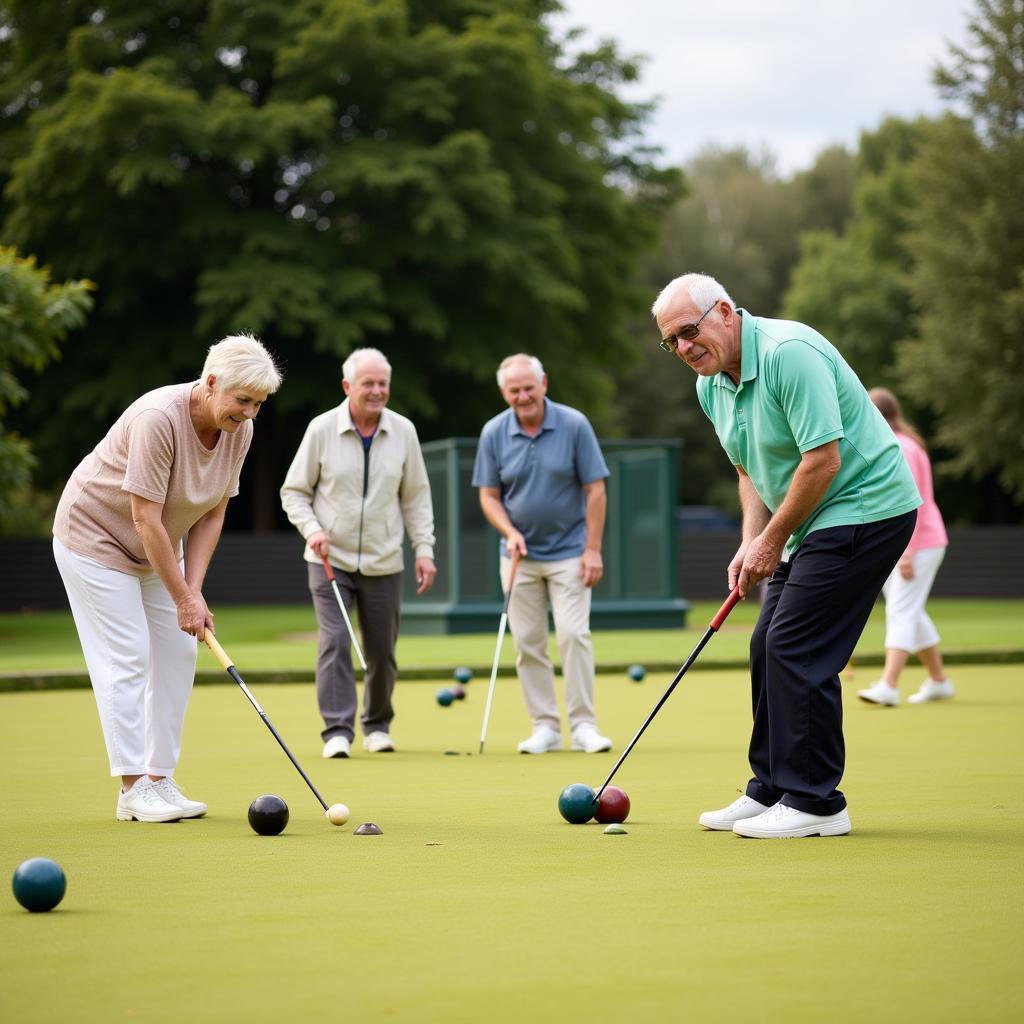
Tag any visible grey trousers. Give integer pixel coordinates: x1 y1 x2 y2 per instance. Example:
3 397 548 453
308 562 403 742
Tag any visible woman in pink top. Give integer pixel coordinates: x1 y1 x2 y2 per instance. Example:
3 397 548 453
53 335 281 822
858 388 954 707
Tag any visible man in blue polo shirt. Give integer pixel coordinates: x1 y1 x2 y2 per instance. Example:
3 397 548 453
473 353 613 754
653 273 920 838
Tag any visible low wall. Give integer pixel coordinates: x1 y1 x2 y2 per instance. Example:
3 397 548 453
3 527 1022 613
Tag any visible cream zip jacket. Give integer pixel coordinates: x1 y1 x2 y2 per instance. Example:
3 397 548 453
280 400 435 576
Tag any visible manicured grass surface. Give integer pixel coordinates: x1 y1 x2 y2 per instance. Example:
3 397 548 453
1 599 1021 676
2 665 1021 1022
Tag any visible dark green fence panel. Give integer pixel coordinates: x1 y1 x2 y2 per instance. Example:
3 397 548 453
399 438 689 633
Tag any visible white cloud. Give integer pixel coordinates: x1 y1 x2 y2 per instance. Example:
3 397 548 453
550 0 971 173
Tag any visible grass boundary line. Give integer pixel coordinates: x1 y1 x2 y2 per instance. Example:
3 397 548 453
1 648 1021 692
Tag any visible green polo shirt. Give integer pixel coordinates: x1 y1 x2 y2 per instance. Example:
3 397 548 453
696 311 920 554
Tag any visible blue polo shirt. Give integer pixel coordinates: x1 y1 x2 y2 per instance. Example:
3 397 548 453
473 399 609 561
697 311 920 554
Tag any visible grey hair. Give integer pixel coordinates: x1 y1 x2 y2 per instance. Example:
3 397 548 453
343 347 392 383
497 353 545 389
202 333 282 394
651 274 734 320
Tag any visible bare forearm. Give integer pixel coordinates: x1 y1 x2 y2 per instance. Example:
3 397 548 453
135 520 191 603
183 502 228 591
738 472 770 540
479 490 516 538
583 482 606 553
762 444 840 548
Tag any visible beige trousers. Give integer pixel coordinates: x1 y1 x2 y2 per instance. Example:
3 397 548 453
500 555 597 732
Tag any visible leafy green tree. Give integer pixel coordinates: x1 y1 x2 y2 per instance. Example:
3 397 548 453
896 0 1024 506
615 144 856 510
0 0 678 527
783 118 927 386
0 246 92 534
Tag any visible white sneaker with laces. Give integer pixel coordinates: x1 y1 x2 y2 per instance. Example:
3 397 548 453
857 680 900 706
323 736 351 759
363 731 395 753
517 725 563 754
570 724 612 753
699 794 770 831
908 678 955 704
116 778 184 823
733 801 851 838
150 777 207 818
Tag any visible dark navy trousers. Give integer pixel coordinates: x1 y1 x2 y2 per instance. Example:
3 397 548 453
745 512 916 815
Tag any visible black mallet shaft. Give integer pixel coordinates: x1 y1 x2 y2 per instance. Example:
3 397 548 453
205 632 329 812
594 587 742 801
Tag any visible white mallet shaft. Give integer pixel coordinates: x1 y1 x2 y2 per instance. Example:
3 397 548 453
479 550 521 754
321 555 367 671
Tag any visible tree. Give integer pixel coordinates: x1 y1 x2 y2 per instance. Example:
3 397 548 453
783 118 927 387
614 144 856 510
0 0 679 528
0 246 92 534
893 0 1024 507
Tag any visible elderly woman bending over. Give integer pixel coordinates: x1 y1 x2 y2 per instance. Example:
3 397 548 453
53 334 282 822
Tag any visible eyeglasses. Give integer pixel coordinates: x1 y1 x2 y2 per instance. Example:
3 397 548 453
659 302 717 353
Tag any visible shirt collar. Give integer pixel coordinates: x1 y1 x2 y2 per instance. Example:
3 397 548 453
338 398 390 434
507 397 556 436
712 308 759 390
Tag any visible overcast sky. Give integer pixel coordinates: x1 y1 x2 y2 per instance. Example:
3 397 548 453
549 0 973 175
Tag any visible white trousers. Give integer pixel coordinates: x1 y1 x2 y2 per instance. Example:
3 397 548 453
881 546 946 652
500 555 597 732
53 537 197 776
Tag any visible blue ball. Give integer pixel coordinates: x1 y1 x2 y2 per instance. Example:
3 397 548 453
627 664 646 682
558 783 597 824
12 857 66 913
453 666 473 684
436 687 455 706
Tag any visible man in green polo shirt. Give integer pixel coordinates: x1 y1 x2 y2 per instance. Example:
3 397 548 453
653 273 920 839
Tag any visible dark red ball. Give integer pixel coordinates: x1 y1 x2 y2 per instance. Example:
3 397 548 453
593 786 630 824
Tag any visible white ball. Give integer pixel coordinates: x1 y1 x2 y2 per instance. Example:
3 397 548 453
326 803 350 826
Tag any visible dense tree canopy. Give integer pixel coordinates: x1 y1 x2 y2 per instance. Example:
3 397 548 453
896 0 1024 507
0 246 92 532
615 144 856 511
0 0 678 528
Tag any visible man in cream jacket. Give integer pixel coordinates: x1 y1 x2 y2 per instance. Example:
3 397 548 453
281 348 436 757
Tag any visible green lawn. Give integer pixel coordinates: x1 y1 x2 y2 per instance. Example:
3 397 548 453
0 598 1021 677
1 665 1021 1022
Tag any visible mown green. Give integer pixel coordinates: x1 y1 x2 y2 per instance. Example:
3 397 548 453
1 664 1021 1023
1 598 1021 676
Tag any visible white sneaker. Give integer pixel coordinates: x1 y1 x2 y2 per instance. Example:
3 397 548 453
733 802 851 838
517 725 563 754
323 736 351 759
363 731 395 753
857 680 900 706
570 723 612 753
699 794 770 831
908 679 955 704
116 778 184 823
150 777 207 818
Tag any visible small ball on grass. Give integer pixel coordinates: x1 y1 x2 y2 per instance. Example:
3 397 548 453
453 666 473 684
594 786 631 824
12 858 66 913
326 803 350 826
436 687 455 706
557 782 597 824
451 684 467 701
627 664 646 682
248 794 289 836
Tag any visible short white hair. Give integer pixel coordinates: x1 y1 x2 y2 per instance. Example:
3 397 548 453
651 274 734 320
343 347 391 383
202 333 282 393
497 353 544 389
